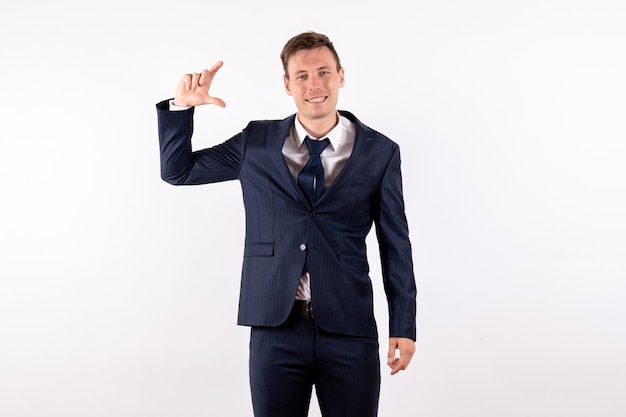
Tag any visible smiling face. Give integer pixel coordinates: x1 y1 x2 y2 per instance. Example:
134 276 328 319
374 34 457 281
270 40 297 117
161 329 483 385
283 46 345 131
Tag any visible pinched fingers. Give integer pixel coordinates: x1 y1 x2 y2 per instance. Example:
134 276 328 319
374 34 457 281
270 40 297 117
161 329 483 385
388 354 410 375
387 337 416 376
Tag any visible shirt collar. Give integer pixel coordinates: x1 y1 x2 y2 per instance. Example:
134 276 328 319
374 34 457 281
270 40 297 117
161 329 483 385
293 112 346 151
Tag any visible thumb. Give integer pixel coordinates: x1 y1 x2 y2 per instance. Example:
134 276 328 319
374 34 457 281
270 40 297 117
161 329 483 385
204 96 226 108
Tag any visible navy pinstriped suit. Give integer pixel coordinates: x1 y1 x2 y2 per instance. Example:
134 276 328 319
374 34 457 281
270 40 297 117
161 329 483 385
156 99 416 416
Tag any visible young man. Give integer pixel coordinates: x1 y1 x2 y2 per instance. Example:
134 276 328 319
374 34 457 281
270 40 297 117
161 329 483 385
156 31 416 417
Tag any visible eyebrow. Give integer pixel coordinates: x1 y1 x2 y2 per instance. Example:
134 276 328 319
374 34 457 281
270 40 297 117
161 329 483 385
293 66 332 75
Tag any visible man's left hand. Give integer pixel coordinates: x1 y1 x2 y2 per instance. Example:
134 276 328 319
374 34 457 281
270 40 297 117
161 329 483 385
387 337 415 375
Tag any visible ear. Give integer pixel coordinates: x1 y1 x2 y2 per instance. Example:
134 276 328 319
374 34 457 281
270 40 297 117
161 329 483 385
338 67 345 88
283 75 293 96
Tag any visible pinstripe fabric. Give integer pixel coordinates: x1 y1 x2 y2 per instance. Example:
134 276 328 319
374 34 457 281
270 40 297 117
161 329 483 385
157 99 416 341
249 315 380 417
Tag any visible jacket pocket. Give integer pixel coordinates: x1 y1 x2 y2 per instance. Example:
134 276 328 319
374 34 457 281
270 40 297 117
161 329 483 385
244 243 275 257
338 253 370 272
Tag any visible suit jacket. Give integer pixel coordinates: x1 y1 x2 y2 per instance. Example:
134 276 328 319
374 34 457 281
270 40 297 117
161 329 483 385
156 100 416 340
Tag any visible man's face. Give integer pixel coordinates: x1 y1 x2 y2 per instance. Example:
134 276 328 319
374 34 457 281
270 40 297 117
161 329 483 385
283 46 345 125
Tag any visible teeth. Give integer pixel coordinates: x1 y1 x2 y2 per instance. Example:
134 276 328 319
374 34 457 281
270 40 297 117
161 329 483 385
307 97 325 103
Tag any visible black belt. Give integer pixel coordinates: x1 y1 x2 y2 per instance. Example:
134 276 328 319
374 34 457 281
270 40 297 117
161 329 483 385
292 300 314 319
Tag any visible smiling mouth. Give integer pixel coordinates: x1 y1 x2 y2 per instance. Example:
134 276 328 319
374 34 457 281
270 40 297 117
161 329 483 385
306 96 327 103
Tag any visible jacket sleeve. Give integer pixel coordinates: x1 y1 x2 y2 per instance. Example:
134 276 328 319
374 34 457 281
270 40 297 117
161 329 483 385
373 144 417 340
156 99 244 185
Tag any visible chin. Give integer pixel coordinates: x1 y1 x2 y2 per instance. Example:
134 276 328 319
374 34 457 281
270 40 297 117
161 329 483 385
307 109 333 119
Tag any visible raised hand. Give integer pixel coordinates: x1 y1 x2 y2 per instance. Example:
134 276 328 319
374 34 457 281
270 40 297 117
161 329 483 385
173 61 226 108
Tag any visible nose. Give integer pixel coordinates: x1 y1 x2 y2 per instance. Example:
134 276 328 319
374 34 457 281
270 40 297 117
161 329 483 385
307 74 322 90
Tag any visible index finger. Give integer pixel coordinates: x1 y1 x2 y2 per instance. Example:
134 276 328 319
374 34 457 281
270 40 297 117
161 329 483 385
199 60 224 86
390 353 412 375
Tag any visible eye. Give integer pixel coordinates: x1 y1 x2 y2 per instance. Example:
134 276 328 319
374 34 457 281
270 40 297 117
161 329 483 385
296 74 307 80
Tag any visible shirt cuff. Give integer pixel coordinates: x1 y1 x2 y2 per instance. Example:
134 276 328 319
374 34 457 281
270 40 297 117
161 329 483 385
169 99 191 111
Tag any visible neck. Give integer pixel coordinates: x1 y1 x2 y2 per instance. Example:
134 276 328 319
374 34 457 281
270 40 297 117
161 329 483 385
298 112 339 139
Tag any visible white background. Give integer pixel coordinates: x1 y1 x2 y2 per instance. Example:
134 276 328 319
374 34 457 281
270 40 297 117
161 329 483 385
1 0 625 416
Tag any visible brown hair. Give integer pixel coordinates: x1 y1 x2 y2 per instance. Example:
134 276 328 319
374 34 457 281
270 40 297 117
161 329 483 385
280 31 342 79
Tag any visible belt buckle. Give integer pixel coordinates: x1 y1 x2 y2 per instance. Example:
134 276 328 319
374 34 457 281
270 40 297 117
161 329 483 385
305 301 314 319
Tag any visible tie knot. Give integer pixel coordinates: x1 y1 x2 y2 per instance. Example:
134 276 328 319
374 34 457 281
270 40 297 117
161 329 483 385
304 137 330 156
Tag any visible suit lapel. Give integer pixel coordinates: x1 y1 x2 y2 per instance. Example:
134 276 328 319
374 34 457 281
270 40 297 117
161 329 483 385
267 111 375 207
317 111 374 204
267 115 309 205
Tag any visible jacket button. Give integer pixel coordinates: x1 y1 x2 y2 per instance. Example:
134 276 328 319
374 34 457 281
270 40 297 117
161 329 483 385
308 210 316 218
299 244 307 251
